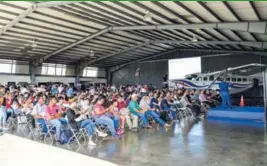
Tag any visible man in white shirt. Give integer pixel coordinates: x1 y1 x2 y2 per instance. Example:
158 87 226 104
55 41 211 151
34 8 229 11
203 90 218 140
20 86 28 95
57 84 64 94
32 95 47 134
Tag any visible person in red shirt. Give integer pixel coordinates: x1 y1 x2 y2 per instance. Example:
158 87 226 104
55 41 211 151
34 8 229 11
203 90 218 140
116 95 138 130
45 96 67 141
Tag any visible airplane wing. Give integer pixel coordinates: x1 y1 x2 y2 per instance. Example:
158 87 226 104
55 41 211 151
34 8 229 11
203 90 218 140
207 63 266 89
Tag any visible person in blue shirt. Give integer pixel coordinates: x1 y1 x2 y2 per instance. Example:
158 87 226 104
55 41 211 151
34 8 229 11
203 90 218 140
51 85 57 96
67 85 74 98
160 92 177 121
219 80 232 109
150 92 160 115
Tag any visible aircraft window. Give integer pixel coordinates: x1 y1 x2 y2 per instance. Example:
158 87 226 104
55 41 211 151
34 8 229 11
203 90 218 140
203 77 207 81
186 77 192 80
232 78 236 82
197 77 202 81
218 77 223 81
243 78 247 82
237 78 242 82
209 76 214 81
226 78 231 81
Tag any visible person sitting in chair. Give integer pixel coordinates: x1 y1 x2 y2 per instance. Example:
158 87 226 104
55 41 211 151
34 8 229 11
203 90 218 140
140 95 170 129
45 96 68 142
66 101 98 146
32 95 47 135
93 95 121 139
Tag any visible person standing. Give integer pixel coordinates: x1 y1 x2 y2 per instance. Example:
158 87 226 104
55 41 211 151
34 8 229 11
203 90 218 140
219 80 232 109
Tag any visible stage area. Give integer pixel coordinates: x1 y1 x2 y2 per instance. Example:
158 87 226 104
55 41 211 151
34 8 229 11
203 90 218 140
207 106 265 121
3 118 267 166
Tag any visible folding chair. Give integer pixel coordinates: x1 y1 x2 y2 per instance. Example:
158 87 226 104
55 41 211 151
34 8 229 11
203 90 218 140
67 123 88 146
173 101 194 120
83 113 108 140
43 119 56 143
200 102 211 113
32 120 44 139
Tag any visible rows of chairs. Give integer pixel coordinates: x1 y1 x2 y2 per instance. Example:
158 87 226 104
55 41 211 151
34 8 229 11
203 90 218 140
5 99 218 146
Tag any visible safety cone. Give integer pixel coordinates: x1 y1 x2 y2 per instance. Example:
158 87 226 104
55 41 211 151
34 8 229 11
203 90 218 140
240 95 245 107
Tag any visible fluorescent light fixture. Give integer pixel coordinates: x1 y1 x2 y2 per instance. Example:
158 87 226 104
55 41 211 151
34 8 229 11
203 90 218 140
159 43 170 48
191 35 198 42
143 10 152 21
89 50 95 57
31 40 37 47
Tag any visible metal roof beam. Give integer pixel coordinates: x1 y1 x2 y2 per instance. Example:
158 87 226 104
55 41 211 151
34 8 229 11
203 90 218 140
0 4 36 35
110 21 267 34
81 39 267 68
154 40 267 49
80 40 151 68
37 27 111 65
249 1 262 21
111 48 267 70
40 21 266 65
36 2 76 8
0 2 75 36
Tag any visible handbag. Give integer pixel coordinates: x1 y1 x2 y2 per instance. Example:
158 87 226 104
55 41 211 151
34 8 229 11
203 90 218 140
17 115 27 124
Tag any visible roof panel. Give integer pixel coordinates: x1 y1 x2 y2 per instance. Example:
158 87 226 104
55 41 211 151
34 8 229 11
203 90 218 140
254 2 267 20
0 4 25 14
205 1 238 21
4 1 33 8
15 22 82 39
0 1 265 67
227 2 258 21
180 2 219 22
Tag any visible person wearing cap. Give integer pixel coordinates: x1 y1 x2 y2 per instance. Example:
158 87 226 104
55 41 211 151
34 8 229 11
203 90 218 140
128 93 151 129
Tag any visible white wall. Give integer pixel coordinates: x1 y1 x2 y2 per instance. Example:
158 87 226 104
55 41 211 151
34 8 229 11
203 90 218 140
15 64 29 74
0 75 106 85
80 77 106 83
0 75 31 85
35 76 75 83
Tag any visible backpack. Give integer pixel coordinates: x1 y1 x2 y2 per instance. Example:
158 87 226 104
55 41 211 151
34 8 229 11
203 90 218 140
59 129 73 144
160 110 169 122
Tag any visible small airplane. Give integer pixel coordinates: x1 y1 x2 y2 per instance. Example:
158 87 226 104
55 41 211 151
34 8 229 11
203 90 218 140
168 63 266 94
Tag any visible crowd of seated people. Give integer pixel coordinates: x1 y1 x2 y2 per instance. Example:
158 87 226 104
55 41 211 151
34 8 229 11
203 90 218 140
0 83 220 145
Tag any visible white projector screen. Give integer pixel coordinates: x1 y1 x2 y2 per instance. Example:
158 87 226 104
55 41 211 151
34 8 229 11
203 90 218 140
168 57 201 79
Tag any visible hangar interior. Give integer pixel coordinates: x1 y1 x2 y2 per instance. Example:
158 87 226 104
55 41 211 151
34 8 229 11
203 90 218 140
0 1 267 166
0 1 266 86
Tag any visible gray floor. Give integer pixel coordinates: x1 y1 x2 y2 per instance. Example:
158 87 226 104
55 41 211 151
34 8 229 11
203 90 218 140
8 118 267 166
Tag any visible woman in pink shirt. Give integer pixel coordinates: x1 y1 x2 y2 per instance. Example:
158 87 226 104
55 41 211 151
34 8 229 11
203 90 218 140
93 95 120 139
45 96 67 141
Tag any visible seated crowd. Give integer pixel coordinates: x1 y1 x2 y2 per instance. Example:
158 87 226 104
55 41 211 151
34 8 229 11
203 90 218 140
0 84 220 145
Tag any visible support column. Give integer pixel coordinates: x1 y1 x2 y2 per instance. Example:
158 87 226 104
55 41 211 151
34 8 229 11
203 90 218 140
75 65 81 87
106 68 111 86
29 61 36 84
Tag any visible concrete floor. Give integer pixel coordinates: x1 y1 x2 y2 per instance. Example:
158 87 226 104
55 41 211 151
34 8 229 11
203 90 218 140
8 118 267 166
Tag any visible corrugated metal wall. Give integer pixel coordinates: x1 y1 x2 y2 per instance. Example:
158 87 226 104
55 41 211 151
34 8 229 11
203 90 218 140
111 60 168 88
201 54 262 72
111 52 265 87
